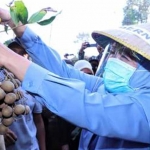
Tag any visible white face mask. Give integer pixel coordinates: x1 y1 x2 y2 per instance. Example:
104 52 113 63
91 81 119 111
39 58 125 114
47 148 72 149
103 58 136 93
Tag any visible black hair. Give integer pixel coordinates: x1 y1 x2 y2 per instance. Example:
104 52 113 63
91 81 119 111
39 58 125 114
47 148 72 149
8 42 27 56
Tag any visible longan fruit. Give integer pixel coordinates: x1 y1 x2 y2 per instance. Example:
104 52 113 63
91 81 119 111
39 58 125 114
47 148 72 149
4 93 17 105
15 79 21 87
0 103 6 111
1 80 15 92
24 105 30 115
0 123 8 135
2 117 14 126
14 104 25 115
2 105 13 118
0 88 6 101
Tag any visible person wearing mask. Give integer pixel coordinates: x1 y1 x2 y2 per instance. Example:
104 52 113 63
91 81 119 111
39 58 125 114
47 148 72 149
0 7 150 149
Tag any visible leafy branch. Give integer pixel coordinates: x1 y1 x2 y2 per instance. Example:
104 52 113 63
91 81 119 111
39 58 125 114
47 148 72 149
2 0 61 33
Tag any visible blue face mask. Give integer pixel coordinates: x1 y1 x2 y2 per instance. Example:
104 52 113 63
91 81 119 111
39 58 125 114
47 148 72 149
103 58 136 93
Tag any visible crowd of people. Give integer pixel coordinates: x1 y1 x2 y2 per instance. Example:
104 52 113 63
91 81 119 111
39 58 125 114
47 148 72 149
0 6 150 150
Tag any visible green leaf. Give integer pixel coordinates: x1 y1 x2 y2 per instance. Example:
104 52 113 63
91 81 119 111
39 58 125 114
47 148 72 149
3 39 14 46
37 11 61 26
10 6 19 26
15 0 28 24
28 10 47 24
37 16 55 26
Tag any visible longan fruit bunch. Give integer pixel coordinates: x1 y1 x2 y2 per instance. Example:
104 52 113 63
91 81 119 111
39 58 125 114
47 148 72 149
0 68 30 135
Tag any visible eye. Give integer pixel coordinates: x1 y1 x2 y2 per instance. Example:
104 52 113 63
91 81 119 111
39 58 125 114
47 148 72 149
121 54 130 61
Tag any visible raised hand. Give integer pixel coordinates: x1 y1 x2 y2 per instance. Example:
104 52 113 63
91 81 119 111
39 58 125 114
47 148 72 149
0 8 11 25
79 42 90 52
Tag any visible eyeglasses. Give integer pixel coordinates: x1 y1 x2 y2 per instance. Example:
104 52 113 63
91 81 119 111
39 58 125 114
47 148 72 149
107 42 141 62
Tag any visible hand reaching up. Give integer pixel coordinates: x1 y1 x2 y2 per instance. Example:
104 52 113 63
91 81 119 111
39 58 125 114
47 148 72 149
0 8 11 25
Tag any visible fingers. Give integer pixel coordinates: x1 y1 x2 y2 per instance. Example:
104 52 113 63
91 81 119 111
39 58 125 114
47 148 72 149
0 8 11 22
79 42 89 52
5 134 15 146
82 42 89 48
7 129 17 140
4 129 17 146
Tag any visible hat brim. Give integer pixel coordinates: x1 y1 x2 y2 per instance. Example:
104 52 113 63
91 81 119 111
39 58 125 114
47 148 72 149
92 23 150 60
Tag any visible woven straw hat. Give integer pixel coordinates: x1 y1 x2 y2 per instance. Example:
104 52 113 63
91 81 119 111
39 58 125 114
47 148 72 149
92 23 150 60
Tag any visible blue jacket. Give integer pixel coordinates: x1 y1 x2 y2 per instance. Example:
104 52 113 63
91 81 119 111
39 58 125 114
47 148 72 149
18 27 150 149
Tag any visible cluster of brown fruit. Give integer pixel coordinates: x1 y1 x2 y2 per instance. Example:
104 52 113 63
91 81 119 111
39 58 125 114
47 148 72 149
0 69 30 135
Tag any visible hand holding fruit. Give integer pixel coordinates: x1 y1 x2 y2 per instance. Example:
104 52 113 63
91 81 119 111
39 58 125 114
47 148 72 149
0 8 11 25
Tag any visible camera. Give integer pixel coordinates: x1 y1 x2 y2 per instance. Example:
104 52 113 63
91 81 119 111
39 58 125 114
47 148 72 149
86 43 96 47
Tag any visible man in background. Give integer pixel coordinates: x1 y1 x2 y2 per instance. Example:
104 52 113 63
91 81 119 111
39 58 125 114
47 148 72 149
78 42 103 74
4 39 46 150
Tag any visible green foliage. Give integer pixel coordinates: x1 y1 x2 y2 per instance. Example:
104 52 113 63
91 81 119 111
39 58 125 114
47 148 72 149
122 7 140 25
14 0 28 24
74 32 90 43
37 11 61 26
3 39 14 46
28 9 47 24
10 6 20 26
4 0 61 33
122 0 150 25
9 0 28 25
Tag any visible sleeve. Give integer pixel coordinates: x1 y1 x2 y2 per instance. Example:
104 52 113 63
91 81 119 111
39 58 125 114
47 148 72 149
17 27 101 91
78 51 85 60
22 63 150 144
17 27 72 77
32 98 43 114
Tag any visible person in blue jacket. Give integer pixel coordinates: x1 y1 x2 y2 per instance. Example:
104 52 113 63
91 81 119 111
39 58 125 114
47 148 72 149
0 8 150 149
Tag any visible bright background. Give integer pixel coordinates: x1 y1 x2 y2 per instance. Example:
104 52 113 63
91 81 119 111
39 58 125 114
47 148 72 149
0 0 126 58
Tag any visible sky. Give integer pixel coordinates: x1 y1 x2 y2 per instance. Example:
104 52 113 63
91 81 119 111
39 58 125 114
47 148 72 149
0 0 127 58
